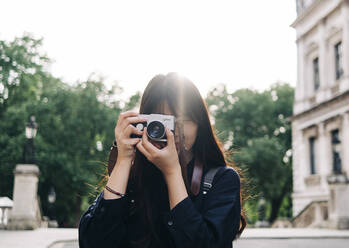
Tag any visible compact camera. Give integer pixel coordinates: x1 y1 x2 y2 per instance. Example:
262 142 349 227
131 114 176 142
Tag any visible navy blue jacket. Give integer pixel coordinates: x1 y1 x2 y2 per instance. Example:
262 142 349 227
79 159 241 248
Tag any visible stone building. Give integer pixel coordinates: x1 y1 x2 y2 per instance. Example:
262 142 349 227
291 0 349 229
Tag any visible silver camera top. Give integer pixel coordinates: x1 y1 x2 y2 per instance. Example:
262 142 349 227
136 114 176 142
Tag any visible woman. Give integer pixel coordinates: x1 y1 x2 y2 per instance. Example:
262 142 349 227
79 72 246 248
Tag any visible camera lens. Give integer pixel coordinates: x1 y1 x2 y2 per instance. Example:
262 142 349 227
147 121 165 139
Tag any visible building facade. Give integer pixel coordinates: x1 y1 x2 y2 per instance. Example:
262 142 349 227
291 0 349 228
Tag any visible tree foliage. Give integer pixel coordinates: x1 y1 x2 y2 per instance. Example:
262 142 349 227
0 35 140 227
206 83 294 223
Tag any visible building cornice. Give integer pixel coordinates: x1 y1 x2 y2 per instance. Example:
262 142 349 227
291 90 349 121
291 0 343 41
291 0 323 28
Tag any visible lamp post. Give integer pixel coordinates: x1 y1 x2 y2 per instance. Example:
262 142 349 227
47 187 56 220
23 116 38 164
255 193 270 227
96 141 103 151
257 194 266 222
8 116 41 230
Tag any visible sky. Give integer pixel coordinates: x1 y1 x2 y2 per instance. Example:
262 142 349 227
1 0 297 100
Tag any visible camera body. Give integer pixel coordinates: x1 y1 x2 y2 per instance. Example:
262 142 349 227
132 114 176 142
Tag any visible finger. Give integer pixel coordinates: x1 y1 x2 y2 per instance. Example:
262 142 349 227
125 138 141 146
117 111 139 126
152 142 165 149
124 124 143 138
120 116 147 130
165 127 175 147
142 127 159 154
136 140 151 159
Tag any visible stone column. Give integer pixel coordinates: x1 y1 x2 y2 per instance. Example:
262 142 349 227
294 38 307 115
327 179 349 229
296 38 306 101
342 112 349 175
317 122 331 190
297 128 308 191
319 19 328 91
342 0 349 80
292 124 304 217
7 164 41 230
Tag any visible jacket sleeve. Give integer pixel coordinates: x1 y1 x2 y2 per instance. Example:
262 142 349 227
163 167 241 248
78 189 130 248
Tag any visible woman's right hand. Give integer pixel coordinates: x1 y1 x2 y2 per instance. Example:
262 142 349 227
114 111 146 164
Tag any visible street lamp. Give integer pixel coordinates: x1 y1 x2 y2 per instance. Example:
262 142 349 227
48 187 56 204
25 116 38 139
96 141 103 151
255 193 270 227
48 186 56 220
23 116 38 164
257 194 266 222
9 115 40 230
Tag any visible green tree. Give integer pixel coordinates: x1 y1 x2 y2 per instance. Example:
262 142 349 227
33 77 123 226
0 34 51 199
0 34 49 115
206 83 294 223
0 35 141 227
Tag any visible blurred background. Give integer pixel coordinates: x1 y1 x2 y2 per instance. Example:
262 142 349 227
0 0 349 247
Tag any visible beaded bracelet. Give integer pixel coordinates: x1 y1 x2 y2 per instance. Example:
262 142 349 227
105 185 126 198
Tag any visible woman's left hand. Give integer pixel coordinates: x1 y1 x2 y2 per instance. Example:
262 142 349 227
136 127 181 177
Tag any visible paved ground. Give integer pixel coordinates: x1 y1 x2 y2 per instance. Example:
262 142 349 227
240 227 349 239
233 238 349 248
1 227 349 248
0 228 78 248
233 228 349 248
52 238 349 248
49 240 78 248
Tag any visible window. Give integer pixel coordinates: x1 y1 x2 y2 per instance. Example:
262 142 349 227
313 57 320 91
335 42 343 80
309 137 316 174
331 129 342 174
296 0 305 15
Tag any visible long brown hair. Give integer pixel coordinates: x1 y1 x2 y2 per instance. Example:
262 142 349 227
107 72 246 247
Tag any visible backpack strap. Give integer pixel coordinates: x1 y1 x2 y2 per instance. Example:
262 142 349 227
202 166 222 195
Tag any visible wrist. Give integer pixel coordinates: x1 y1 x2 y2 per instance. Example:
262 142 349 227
164 165 182 182
117 157 133 167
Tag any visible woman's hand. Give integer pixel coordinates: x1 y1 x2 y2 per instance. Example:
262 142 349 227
114 111 146 163
136 127 181 177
